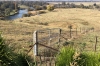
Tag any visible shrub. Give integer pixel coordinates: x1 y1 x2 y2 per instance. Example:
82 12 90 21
56 46 100 66
81 22 89 25
70 3 76 8
0 33 35 66
14 53 34 66
93 3 96 6
56 47 75 66
34 5 42 10
22 14 28 17
47 5 54 11
38 22 48 25
84 52 100 66
0 33 15 66
38 10 46 14
22 13 32 17
27 12 33 16
79 4 84 8
42 5 47 10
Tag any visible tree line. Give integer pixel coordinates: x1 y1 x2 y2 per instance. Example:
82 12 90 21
55 2 100 9
0 1 19 18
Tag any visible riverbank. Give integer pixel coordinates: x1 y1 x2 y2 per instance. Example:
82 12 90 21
5 9 28 20
0 10 19 20
10 10 19 16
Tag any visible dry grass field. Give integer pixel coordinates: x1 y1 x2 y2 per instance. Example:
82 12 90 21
1 8 100 53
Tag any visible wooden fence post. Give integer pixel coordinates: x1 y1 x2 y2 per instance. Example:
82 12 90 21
95 36 98 52
33 31 38 56
68 25 72 38
58 29 61 47
49 29 51 46
33 31 38 66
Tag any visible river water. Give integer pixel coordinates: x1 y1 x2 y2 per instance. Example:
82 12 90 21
6 9 28 20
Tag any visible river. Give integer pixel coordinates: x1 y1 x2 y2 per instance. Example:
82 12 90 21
6 9 28 20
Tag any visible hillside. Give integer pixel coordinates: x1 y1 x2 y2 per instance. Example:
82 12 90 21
0 8 100 53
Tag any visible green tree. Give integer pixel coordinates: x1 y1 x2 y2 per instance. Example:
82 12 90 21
47 5 54 11
80 4 84 8
5 8 11 16
0 4 6 11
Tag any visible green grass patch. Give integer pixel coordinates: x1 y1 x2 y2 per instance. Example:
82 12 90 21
56 46 75 66
56 46 100 66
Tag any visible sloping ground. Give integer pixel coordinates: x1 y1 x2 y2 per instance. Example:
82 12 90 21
14 8 100 29
1 8 100 54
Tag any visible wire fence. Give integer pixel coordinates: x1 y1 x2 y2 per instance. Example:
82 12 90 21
30 27 94 66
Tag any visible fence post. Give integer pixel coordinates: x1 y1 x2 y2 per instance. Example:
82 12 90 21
68 25 72 38
49 50 51 66
49 29 51 46
95 36 98 52
33 31 38 66
33 31 38 56
58 29 61 47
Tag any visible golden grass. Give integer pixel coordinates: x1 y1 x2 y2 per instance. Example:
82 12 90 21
1 8 100 53
15 8 100 30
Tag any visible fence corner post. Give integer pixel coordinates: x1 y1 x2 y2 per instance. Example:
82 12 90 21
33 31 38 56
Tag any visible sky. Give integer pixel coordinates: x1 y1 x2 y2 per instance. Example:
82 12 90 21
0 0 100 1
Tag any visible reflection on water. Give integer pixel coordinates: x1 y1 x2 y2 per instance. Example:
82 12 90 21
6 9 28 20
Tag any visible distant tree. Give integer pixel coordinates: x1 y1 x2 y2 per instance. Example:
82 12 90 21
0 4 6 11
34 5 42 10
47 5 54 11
0 10 5 17
5 8 11 16
93 3 96 6
80 4 84 8
42 5 47 10
62 2 66 5
70 3 76 8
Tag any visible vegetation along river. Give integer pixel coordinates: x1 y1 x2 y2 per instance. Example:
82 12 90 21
6 9 28 20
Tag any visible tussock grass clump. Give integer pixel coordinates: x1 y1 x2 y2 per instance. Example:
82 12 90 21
0 33 15 66
38 22 48 26
83 52 100 66
81 22 89 25
56 46 100 66
56 46 75 66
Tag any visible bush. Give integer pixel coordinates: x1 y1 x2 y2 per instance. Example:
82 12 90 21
15 53 34 66
34 5 42 10
42 5 47 10
0 33 15 66
22 13 32 17
38 10 46 14
70 3 76 8
56 46 100 66
38 22 48 25
79 4 84 8
81 22 89 25
0 33 35 66
56 47 75 66
22 14 28 17
47 5 54 11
